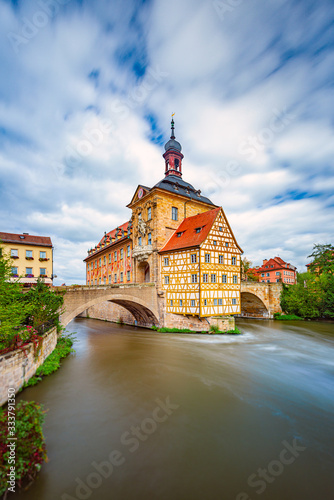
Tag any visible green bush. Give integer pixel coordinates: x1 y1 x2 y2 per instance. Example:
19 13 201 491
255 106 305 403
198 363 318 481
274 313 303 321
24 332 75 387
0 401 47 496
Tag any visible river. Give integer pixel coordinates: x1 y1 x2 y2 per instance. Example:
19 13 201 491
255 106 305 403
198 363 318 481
13 318 334 500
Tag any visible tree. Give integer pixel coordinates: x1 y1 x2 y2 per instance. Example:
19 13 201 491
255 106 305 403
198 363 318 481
241 257 258 282
0 247 30 349
24 279 64 334
307 244 334 275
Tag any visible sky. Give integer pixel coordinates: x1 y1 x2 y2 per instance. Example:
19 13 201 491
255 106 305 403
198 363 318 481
0 0 333 285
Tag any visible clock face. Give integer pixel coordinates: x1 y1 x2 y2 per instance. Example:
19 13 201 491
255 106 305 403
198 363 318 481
138 188 143 199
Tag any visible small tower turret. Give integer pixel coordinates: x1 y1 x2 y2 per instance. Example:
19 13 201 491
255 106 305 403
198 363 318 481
163 117 184 178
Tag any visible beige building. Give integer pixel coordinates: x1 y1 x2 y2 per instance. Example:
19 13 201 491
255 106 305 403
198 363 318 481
0 232 53 286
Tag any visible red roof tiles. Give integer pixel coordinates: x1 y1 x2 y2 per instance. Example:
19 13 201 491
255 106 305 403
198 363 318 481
0 232 52 247
159 208 220 253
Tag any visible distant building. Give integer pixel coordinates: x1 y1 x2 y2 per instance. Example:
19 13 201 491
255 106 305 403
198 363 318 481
0 232 53 286
254 257 296 284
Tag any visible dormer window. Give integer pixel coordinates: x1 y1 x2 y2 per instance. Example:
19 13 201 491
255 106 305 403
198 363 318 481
195 227 202 233
177 231 184 237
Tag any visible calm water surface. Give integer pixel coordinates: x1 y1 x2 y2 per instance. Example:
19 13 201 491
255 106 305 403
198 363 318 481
14 318 334 500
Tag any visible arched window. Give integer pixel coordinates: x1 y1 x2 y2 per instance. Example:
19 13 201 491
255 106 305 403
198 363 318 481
174 158 179 170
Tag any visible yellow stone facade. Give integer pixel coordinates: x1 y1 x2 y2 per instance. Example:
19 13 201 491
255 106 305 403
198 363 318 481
0 232 53 286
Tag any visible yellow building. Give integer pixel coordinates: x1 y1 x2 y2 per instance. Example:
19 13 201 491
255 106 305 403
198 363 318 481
0 232 53 286
84 118 243 328
160 207 242 317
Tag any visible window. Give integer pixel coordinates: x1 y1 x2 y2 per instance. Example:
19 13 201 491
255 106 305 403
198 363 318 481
40 268 46 275
195 227 202 233
170 299 173 307
202 274 208 283
176 232 183 238
120 249 123 259
219 255 224 264
127 245 130 257
127 271 130 281
191 299 195 307
211 274 216 283
95 279 97 285
147 207 152 220
109 275 111 284
91 262 94 270
267 279 270 283
26 250 33 258
99 258 101 266
232 298 237 305
204 299 207 306
114 274 117 283
261 273 264 277
205 254 210 263
191 274 198 283
103 256 106 265
266 273 269 277
164 257 169 266
11 249 18 257
276 279 280 282
218 298 222 306
139 236 142 246
26 267 32 275
219 226 223 232
95 260 97 268
99 278 101 285
214 298 218 306
225 242 229 247
165 276 170 284
109 253 111 263
191 254 197 263
11 267 18 275
172 207 178 221
213 240 217 246
179 299 183 306
233 275 238 284
120 272 123 282
104 276 106 284
40 251 46 259
114 251 117 261
232 257 236 265
148 233 152 245
174 158 179 170
222 274 227 283
276 272 280 276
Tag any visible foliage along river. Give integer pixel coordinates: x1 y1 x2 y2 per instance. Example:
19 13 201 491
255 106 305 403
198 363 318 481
14 318 334 500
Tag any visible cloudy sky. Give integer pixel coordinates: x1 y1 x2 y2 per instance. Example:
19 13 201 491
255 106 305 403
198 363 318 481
0 0 333 284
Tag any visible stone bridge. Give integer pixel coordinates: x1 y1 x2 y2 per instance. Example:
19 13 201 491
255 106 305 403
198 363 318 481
240 282 282 318
59 283 160 327
58 281 282 328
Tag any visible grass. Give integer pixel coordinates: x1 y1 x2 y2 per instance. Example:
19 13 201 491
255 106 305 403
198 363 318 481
24 332 76 387
274 313 304 321
151 325 242 335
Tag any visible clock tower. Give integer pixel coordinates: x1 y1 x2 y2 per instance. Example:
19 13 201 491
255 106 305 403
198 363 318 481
162 118 184 178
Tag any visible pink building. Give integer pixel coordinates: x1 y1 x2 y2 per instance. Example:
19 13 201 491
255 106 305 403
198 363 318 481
256 257 297 284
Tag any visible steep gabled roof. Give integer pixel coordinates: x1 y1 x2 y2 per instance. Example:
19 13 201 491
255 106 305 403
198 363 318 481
0 232 52 247
159 208 220 253
256 257 296 273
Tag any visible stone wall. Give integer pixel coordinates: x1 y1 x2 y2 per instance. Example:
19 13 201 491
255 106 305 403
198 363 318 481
163 312 235 332
0 327 58 406
81 301 137 326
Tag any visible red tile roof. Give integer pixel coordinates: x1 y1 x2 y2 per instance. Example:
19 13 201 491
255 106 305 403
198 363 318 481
0 232 52 247
256 257 296 273
159 208 220 253
98 222 129 246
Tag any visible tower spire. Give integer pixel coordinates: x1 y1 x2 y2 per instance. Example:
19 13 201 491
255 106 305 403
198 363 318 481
171 114 175 139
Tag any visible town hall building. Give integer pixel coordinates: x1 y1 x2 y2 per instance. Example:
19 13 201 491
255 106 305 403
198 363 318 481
84 118 243 330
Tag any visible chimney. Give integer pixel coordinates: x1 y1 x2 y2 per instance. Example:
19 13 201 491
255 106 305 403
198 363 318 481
263 259 268 265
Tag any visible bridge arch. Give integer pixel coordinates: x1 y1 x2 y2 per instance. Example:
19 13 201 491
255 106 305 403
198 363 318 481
61 291 159 328
240 292 270 318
